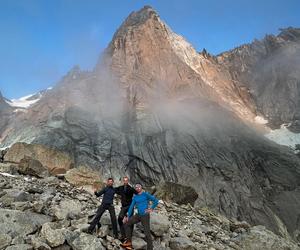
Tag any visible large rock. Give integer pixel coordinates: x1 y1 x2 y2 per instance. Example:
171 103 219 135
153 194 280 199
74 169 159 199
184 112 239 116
0 189 33 203
0 233 12 249
66 233 105 250
155 181 198 205
65 165 103 188
150 213 170 236
0 209 51 238
30 235 51 250
40 223 65 247
4 142 74 174
238 225 300 250
0 162 18 174
18 156 49 178
132 236 147 249
5 244 33 250
52 199 82 220
169 237 196 250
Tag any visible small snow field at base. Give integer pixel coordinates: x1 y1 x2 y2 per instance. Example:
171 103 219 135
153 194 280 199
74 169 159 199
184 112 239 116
265 124 300 150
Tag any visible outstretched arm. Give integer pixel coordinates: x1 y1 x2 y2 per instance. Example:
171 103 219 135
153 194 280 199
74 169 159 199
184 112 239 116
94 187 106 197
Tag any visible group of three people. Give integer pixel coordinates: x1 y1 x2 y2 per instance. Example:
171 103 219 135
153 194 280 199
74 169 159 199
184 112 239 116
86 176 158 250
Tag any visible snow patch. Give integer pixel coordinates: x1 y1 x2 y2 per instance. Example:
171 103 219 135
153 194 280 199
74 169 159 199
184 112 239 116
13 108 27 113
255 116 268 124
265 124 300 149
0 172 17 178
6 94 41 108
0 146 9 150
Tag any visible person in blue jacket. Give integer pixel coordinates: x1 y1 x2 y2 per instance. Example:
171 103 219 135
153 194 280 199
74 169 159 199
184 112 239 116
120 183 158 250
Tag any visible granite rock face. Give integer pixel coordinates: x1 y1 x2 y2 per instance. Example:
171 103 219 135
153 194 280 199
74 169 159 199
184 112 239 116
218 27 300 130
0 91 13 136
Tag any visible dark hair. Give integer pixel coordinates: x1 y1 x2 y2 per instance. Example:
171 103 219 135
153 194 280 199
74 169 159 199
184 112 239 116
107 178 114 181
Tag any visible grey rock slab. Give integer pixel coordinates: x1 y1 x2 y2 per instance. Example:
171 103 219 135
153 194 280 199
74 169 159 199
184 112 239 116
0 209 51 238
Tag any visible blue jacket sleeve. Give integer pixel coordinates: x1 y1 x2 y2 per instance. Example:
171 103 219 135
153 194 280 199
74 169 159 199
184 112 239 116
127 197 136 218
145 192 159 209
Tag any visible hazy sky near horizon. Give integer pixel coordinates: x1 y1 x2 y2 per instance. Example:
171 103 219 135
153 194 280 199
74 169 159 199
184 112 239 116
0 0 299 99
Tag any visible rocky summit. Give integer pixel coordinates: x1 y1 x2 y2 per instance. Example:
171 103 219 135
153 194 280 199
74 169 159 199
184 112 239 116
1 5 300 247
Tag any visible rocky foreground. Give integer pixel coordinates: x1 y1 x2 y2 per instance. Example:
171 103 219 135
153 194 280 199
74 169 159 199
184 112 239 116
0 162 299 250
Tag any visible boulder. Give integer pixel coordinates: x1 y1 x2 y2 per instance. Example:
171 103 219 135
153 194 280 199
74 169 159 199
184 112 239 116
239 226 300 250
31 235 51 250
0 233 12 249
150 212 170 236
66 233 105 250
40 223 65 247
97 225 110 237
169 237 197 250
132 236 147 249
5 244 33 250
155 182 198 206
53 199 82 220
0 162 18 174
18 156 49 178
65 165 103 188
1 189 33 203
0 209 51 238
4 142 74 174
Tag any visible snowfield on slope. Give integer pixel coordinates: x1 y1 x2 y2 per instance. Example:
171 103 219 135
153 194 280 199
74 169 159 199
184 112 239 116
265 124 300 149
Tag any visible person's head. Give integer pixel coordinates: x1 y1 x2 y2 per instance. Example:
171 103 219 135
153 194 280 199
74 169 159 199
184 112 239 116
107 178 114 186
135 183 143 194
123 176 129 185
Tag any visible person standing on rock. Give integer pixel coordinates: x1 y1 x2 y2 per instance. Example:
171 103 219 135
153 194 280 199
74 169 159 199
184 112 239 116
121 183 159 250
115 176 138 242
86 177 118 238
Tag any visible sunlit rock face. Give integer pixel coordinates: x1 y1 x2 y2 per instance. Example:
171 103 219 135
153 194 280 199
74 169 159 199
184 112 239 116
0 6 300 241
218 27 300 130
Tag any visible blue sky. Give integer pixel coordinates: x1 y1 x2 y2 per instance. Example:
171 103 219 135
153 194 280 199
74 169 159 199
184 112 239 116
0 0 299 99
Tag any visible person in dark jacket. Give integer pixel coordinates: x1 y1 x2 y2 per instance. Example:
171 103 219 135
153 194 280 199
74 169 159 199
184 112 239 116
86 177 118 238
115 176 137 241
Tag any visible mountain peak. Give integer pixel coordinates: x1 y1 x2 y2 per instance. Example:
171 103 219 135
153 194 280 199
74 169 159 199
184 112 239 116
278 27 300 41
126 5 158 25
107 5 161 49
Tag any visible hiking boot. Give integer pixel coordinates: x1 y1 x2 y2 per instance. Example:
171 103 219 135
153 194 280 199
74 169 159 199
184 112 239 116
119 236 126 243
120 239 132 248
